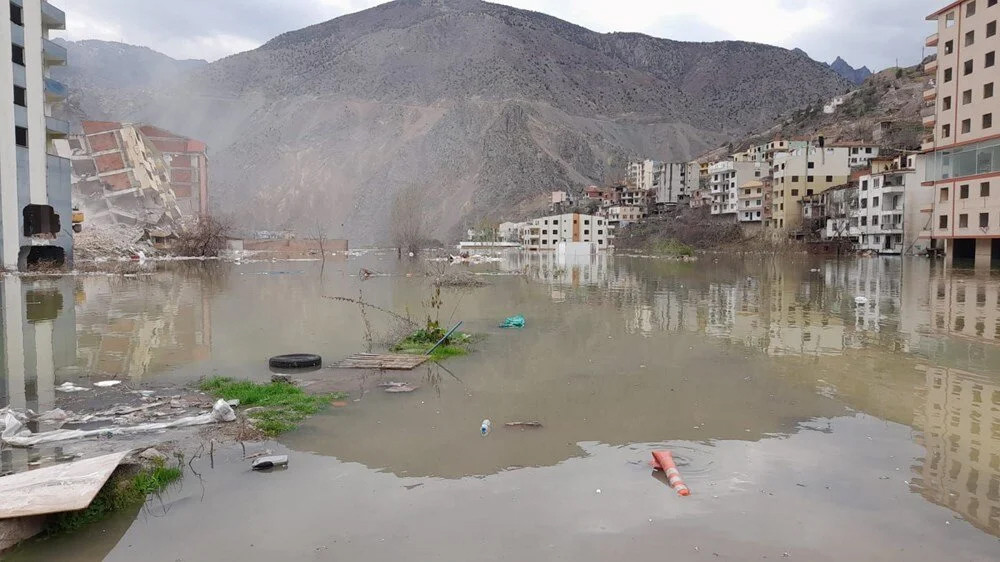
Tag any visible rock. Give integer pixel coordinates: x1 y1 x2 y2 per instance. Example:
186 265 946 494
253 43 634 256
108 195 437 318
251 455 289 471
271 373 293 384
168 399 189 409
139 448 167 462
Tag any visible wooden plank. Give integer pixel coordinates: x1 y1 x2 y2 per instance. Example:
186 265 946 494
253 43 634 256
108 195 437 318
0 450 132 518
332 353 429 370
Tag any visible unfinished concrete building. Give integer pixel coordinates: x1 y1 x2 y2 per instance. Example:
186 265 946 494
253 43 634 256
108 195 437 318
138 125 208 217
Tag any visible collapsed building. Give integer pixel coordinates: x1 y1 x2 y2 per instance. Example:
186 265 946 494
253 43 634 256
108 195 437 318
58 121 208 236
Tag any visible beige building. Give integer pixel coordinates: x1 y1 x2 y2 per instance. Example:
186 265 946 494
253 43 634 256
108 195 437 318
923 0 1000 267
769 146 851 234
521 213 610 251
709 160 765 216
602 205 643 227
737 180 766 223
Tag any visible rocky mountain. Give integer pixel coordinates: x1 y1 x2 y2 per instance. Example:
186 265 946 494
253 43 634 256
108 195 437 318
71 0 853 242
826 56 872 85
52 39 207 125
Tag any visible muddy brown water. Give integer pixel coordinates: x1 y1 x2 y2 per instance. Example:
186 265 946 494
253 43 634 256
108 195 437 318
3 253 1000 560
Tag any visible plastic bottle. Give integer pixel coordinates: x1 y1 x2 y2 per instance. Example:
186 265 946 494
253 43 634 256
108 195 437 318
481 419 492 436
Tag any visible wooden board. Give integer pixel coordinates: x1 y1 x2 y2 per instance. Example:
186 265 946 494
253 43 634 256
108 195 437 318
0 450 131 518
331 353 429 370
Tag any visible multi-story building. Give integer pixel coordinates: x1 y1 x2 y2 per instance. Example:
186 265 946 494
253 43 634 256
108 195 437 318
854 157 911 254
923 0 1000 267
834 142 882 167
822 184 860 242
737 179 767 223
655 161 698 206
602 205 643 227
1 1 71 270
769 146 851 234
521 213 610 251
710 160 766 217
138 125 209 218
626 159 661 192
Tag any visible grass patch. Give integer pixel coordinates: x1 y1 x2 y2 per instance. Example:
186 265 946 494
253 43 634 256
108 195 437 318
199 377 345 436
46 460 181 535
650 239 696 257
392 328 471 360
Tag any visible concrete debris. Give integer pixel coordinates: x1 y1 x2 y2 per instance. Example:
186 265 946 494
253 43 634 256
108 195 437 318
94 380 122 387
271 373 294 384
73 223 152 260
251 455 289 471
384 384 417 393
0 450 132 519
138 448 168 462
56 381 88 392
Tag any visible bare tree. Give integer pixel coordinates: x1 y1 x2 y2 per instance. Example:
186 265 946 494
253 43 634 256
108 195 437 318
173 215 232 257
312 219 328 261
391 188 428 257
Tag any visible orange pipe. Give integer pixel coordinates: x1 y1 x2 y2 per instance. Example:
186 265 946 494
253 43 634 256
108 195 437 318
651 450 690 496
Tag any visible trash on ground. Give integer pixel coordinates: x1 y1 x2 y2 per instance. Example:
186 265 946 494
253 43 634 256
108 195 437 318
268 353 322 369
650 450 691 496
481 419 492 436
499 315 526 328
854 296 869 305
56 382 88 392
383 384 417 393
1 399 236 447
333 353 429 370
505 421 543 428
93 380 122 387
0 450 132 518
251 455 289 471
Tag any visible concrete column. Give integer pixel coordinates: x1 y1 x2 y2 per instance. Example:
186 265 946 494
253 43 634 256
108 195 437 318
0 3 20 269
944 239 955 268
974 238 992 270
2 278 27 410
23 0 47 205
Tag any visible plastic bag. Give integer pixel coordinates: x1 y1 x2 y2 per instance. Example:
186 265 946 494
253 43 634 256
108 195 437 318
499 315 526 328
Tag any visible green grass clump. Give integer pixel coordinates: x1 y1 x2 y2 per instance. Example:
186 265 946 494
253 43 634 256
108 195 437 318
651 239 696 257
46 460 181 535
199 377 345 435
392 329 470 360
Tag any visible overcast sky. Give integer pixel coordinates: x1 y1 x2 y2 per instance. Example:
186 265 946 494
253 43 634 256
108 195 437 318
61 0 942 70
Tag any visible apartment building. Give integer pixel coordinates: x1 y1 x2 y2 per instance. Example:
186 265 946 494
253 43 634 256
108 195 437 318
138 125 209 218
602 205 643 227
834 142 882 167
737 179 767 223
923 0 1000 267
853 156 911 254
521 213 610 251
626 159 661 192
769 146 851 234
656 161 697 206
822 184 861 241
709 161 765 217
1 1 71 270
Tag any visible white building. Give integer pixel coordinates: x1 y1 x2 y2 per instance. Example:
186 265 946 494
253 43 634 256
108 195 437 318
0 0 70 270
709 161 764 217
737 180 766 223
835 143 881 167
627 159 662 192
521 213 610 251
498 221 525 243
853 156 913 254
655 162 698 206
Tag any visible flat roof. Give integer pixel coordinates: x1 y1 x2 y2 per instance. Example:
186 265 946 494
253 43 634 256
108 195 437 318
927 1 963 20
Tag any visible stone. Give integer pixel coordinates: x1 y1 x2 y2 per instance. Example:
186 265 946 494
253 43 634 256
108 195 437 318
270 373 293 384
139 448 167 462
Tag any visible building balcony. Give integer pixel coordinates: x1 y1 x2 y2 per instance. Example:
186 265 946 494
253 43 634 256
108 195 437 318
924 58 938 74
880 223 903 232
42 38 67 66
41 1 66 30
44 77 67 101
923 87 937 101
926 32 938 47
922 113 937 127
921 139 935 152
11 20 25 47
46 116 69 138
920 204 934 212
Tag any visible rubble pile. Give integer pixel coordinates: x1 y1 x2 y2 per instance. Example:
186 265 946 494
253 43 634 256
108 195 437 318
74 224 153 259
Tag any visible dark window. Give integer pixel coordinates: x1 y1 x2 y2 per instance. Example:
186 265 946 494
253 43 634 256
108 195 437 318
962 118 972 133
966 30 976 46
990 0 997 8
980 213 989 228
982 182 991 197
808 162 815 169
583 229 589 235
10 2 23 25
873 215 879 225
862 180 869 190
14 126 27 147
791 189 799 196
989 21 998 38
940 187 949 202
987 51 996 68
940 215 948 228
552 219 559 225
541 230 548 235
791 175 799 182
806 189 814 196
986 83 995 98
807 176 814 182
963 89 973 104
968 1 976 17
985 113 994 128
12 44 24 66
960 214 969 228
961 184 970 198
861 216 868 226
873 196 880 206
945 67 953 82
583 219 589 225
943 96 952 110
597 230 603 235
825 175 833 182
945 40 954 55
13 85 25 107
866 147 872 154
964 59 973 75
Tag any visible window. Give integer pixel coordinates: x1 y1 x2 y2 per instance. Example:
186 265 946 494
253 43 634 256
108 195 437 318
15 126 27 147
961 184 970 198
825 175 833 182
597 230 603 235
791 175 799 182
987 51 996 68
943 123 952 139
806 189 814 196
968 1 976 17
941 187 949 201
963 89 973 104
541 229 548 235
985 113 994 128
980 213 989 228
583 229 589 235
945 68 953 82
791 189 799 196
10 2 23 25
862 180 869 190
982 182 991 197
13 85 25 107
861 198 868 208
986 83 995 98
808 162 815 169
962 119 972 133
861 216 868 226
945 40 954 55
964 59 974 75
12 44 24 66
989 21 998 38
990 0 998 7
583 219 589 225
873 196 880 206
552 219 559 225
940 215 949 228
947 12 956 28
960 214 969 228
807 176 814 182
873 215 880 226
967 31 976 46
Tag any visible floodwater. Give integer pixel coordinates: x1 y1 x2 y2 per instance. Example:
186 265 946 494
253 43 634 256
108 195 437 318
3 253 1000 561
